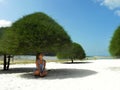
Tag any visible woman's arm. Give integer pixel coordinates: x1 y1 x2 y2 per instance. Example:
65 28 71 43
44 60 46 69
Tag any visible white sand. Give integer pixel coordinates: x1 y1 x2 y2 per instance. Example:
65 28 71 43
0 59 120 90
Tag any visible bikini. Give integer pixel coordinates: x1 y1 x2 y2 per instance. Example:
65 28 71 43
38 59 45 73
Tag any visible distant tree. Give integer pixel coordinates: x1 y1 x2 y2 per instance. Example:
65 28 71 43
0 12 72 70
109 26 120 57
57 42 86 63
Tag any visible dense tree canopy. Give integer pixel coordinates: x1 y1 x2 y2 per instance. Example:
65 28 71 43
0 27 8 54
57 42 86 62
0 27 6 38
109 26 120 57
0 12 71 55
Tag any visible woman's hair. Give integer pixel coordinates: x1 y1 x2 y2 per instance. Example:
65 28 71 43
36 52 44 60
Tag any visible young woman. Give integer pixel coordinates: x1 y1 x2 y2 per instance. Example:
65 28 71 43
34 53 47 77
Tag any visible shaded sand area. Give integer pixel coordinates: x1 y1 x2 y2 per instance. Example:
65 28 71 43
0 60 120 90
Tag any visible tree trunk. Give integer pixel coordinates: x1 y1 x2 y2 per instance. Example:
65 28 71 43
7 55 10 70
3 54 7 70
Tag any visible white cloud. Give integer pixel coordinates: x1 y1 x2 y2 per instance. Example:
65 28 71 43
115 10 120 16
101 0 120 9
0 20 12 27
95 0 120 16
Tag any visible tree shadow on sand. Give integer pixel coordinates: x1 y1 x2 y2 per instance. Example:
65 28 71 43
0 68 97 79
0 68 35 74
21 68 97 79
63 61 93 64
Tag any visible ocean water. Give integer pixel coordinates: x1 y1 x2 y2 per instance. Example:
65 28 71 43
0 55 115 61
14 55 58 61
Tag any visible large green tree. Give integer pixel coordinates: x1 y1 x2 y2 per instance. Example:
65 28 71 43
109 26 120 57
57 42 86 63
0 12 72 70
0 12 71 55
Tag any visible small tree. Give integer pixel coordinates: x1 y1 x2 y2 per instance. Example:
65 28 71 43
0 12 72 70
57 42 86 63
109 26 120 57
0 27 10 70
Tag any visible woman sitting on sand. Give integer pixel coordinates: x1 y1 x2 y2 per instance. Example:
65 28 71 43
34 53 47 77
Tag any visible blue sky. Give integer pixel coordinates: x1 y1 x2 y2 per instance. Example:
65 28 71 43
0 0 120 56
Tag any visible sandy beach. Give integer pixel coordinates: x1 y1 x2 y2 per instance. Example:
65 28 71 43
0 59 120 90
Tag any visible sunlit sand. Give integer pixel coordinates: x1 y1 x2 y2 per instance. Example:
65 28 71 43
0 59 120 90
